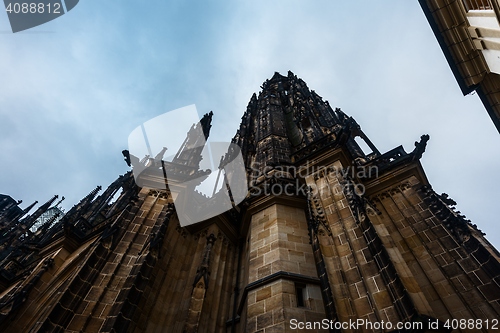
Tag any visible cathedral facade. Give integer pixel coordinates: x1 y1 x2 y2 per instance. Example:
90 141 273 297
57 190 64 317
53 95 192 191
1 72 500 332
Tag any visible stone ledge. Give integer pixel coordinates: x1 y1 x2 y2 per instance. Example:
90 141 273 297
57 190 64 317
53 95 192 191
236 270 320 316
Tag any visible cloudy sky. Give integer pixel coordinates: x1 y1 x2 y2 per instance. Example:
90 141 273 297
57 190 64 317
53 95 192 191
1 1 499 247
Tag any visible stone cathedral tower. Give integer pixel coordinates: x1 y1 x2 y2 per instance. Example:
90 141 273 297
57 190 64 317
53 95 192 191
1 71 499 332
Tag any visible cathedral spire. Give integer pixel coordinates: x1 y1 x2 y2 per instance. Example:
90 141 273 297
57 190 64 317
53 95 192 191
234 71 383 176
23 195 58 221
53 196 65 210
199 110 213 140
22 200 38 215
65 186 101 221
172 111 214 170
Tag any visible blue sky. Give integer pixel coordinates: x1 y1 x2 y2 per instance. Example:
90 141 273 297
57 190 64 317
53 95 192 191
1 1 499 247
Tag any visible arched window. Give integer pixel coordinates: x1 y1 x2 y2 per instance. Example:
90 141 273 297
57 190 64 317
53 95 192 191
354 136 373 156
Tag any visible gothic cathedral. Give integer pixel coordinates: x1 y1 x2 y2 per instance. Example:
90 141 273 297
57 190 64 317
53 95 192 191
1 72 499 332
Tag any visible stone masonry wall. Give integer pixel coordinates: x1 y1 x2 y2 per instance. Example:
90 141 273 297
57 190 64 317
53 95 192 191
244 203 326 333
